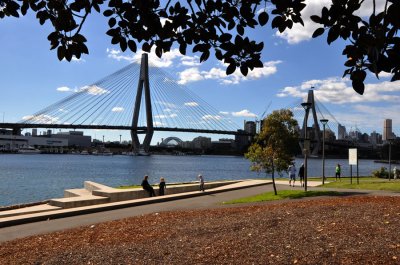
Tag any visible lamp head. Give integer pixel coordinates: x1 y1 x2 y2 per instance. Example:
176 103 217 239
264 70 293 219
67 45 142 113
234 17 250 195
320 119 329 125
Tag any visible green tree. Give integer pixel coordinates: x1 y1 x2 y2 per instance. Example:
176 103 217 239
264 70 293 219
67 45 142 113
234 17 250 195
245 109 298 195
1 0 398 94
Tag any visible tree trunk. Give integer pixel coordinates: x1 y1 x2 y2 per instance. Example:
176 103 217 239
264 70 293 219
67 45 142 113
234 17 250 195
271 162 277 195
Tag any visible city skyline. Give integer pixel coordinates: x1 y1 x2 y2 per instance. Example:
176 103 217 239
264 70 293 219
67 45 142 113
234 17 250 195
1 0 399 144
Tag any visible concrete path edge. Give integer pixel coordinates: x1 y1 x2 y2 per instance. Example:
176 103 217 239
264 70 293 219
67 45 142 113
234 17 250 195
0 181 272 228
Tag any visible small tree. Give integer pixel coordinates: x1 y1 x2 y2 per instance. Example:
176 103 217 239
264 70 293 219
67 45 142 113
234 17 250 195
245 109 299 195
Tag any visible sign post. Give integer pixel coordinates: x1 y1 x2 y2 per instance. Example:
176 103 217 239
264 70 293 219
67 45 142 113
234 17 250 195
349 148 358 184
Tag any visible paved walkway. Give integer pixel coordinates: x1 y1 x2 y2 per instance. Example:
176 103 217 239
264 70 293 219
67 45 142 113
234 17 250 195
1 179 399 243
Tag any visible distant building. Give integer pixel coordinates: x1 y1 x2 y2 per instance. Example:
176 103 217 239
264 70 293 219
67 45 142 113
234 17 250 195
383 119 393 141
192 136 211 150
370 131 379 146
51 131 91 147
338 124 347 140
244 121 256 135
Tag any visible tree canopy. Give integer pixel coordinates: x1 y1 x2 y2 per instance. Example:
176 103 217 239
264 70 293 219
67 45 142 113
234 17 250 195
1 0 398 94
245 109 298 194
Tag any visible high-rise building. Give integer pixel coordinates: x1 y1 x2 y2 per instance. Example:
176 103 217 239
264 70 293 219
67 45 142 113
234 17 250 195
383 119 393 141
244 120 256 143
338 124 347 140
244 121 256 135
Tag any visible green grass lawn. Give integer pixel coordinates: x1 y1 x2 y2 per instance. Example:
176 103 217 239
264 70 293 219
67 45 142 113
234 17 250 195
223 190 340 204
320 177 400 191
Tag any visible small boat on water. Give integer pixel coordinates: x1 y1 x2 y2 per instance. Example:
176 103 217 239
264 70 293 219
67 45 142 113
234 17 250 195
80 150 89 155
17 146 41 154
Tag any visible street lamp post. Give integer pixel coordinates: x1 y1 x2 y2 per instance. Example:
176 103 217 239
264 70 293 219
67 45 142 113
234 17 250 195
119 134 122 144
320 119 329 185
102 135 105 146
389 140 392 180
301 102 312 192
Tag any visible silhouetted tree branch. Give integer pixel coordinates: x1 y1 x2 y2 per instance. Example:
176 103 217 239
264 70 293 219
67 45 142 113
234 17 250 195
1 0 398 94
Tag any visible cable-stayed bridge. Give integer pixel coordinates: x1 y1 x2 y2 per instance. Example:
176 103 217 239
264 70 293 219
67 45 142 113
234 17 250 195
0 54 251 153
0 54 353 155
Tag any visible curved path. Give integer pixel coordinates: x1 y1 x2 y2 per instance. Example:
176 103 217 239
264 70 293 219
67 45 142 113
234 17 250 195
1 181 398 243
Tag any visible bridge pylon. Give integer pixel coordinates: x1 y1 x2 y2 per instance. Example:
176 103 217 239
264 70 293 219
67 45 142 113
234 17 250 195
131 54 154 154
300 90 322 156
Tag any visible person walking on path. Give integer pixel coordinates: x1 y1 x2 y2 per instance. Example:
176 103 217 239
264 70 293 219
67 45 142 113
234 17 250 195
198 174 205 192
288 163 297 187
335 164 341 181
141 175 156 197
159 177 166 196
298 163 305 187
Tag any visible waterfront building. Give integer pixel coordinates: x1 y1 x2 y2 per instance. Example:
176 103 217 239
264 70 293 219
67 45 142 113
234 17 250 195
383 119 393 141
32 129 37 136
52 131 91 147
0 134 68 151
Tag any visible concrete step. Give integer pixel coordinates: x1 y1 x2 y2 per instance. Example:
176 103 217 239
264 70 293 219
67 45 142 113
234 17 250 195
0 204 61 218
49 195 110 209
64 188 92 198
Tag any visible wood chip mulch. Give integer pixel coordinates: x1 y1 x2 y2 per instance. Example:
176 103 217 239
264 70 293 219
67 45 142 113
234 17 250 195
1 195 400 264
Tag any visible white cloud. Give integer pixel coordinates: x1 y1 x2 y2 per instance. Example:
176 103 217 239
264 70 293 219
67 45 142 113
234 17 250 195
71 56 86 63
231 109 257 118
219 111 229 115
202 115 222 121
276 0 387 44
181 55 201 66
77 85 109 96
378 72 393 78
184 102 199 107
107 47 201 68
111 107 124 112
155 113 178 119
277 77 400 104
178 67 204 84
56 86 71 92
22 114 59 124
62 56 86 63
155 101 177 109
178 61 281 85
153 121 166 126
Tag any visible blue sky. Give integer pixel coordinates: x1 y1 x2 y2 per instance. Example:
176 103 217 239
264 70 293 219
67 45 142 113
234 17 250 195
0 0 398 144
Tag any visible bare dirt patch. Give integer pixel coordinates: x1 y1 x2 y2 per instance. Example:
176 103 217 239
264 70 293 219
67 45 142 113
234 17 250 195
1 196 400 264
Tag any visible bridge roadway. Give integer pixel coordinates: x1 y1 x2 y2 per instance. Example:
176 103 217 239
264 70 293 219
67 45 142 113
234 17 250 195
0 123 253 136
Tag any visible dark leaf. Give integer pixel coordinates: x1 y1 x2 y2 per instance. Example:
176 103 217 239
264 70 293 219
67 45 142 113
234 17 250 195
240 65 248 76
108 17 116 27
57 46 65 61
128 40 137 52
142 42 151 52
103 10 114 17
352 80 365 95
327 26 340 44
179 42 187 55
226 63 236 75
258 12 269 26
220 33 232 42
120 38 127 51
312 28 324 38
310 15 322 24
200 50 210 62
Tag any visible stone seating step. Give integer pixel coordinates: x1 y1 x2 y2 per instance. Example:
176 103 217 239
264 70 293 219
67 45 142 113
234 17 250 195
49 195 110 209
64 188 92 198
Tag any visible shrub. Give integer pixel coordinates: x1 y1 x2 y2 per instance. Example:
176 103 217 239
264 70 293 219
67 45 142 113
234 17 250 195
372 167 389 179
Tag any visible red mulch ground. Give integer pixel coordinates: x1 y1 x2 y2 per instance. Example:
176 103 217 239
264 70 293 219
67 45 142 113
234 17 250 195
1 195 400 264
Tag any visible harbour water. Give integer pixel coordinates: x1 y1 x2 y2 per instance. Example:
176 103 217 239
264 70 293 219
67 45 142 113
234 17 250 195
0 154 391 206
